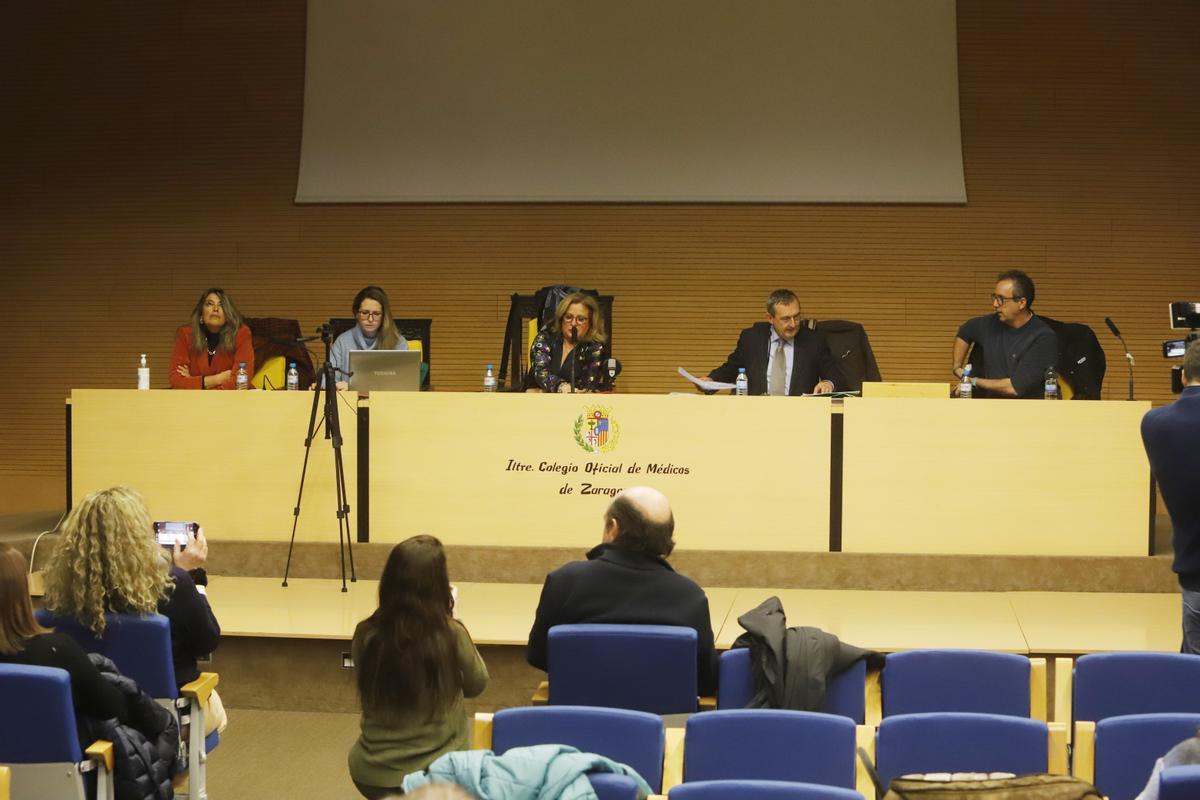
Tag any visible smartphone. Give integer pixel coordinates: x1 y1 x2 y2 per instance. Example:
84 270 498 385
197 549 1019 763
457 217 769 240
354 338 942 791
153 521 198 550
1163 339 1187 358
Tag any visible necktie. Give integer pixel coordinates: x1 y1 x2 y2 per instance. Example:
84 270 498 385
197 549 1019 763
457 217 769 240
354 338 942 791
769 339 787 396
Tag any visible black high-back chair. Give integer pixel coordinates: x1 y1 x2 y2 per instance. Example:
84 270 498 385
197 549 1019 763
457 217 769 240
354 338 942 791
803 319 881 393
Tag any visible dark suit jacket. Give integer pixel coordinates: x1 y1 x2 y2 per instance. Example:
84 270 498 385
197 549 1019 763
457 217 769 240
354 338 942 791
710 322 848 396
526 543 718 695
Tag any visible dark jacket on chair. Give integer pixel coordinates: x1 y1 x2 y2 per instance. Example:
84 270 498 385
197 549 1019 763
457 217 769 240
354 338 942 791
732 596 882 711
81 655 183 800
813 320 882 393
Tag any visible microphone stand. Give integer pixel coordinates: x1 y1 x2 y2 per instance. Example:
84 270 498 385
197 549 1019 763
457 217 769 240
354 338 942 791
569 326 578 394
282 324 357 592
1106 318 1135 401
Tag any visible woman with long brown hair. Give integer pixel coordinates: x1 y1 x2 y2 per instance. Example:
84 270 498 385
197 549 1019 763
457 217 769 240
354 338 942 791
169 287 255 389
348 535 488 799
0 544 128 721
330 285 409 391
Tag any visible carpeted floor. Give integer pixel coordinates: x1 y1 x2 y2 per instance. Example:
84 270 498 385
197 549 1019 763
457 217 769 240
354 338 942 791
208 708 366 799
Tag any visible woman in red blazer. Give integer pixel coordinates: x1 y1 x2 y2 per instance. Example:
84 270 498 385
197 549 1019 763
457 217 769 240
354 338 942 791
169 287 254 389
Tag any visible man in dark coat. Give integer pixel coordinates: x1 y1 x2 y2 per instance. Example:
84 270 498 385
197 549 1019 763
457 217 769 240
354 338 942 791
707 288 848 396
525 486 717 695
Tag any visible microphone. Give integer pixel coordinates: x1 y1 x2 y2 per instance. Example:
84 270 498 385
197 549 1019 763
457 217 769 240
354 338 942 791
569 325 578 345
1104 316 1135 400
296 334 323 343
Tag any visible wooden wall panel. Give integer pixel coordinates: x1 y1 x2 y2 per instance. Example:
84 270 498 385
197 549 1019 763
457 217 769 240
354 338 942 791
1 1 1198 512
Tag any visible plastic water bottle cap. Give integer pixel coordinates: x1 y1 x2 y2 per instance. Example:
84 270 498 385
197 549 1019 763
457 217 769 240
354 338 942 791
486 364 494 369
239 362 246 367
289 362 296 368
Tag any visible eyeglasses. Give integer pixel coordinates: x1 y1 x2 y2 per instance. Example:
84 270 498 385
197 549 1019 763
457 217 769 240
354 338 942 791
773 314 802 325
563 315 591 325
990 294 1023 305
203 301 223 311
357 310 384 320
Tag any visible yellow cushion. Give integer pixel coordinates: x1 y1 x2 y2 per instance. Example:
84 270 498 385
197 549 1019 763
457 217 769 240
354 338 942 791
252 355 286 390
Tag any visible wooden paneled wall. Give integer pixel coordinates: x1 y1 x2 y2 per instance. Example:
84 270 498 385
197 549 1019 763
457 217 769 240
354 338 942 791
2 1 1197 513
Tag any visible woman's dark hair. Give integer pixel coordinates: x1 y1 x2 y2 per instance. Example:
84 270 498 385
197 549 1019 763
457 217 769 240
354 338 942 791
355 535 459 720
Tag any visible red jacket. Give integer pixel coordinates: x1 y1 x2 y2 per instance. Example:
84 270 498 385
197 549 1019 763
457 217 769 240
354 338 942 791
169 324 254 390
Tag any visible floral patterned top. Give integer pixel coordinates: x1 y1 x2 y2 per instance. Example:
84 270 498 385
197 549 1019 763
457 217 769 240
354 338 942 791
529 329 607 392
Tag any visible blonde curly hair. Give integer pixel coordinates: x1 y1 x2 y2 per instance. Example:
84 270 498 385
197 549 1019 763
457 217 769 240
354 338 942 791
43 486 172 635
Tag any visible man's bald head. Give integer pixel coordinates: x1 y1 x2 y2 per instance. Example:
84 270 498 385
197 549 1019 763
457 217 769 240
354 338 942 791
603 486 675 558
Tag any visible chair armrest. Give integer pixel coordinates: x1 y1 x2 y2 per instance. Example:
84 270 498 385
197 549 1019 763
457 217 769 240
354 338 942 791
86 740 114 773
472 713 494 750
1047 722 1069 774
1030 657 1047 721
0 764 10 800
1053 657 1073 727
865 663 882 727
531 680 549 705
1072 720 1095 783
180 671 220 708
662 726 685 794
855 724 875 799
697 694 717 711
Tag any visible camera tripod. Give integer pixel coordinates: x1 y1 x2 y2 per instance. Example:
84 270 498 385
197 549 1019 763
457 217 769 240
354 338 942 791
282 324 356 591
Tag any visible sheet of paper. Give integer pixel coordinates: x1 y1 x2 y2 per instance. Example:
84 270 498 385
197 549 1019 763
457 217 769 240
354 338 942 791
677 367 735 392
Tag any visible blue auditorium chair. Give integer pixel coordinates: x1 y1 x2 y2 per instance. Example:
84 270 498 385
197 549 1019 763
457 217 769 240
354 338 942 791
37 611 219 800
1160 764 1200 800
681 709 858 789
1073 652 1200 723
874 712 1053 786
473 705 666 793
716 648 867 723
670 780 865 799
0 664 115 800
1073 713 1200 800
546 624 699 714
881 649 1046 719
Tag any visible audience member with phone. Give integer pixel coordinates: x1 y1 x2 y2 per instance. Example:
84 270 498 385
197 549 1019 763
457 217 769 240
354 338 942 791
42 486 227 734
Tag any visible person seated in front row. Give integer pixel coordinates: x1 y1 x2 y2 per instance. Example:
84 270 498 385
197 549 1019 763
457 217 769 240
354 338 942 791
525 486 718 695
42 486 226 734
0 544 130 723
526 292 609 393
329 285 409 391
706 288 846 395
348 535 489 800
169 286 255 389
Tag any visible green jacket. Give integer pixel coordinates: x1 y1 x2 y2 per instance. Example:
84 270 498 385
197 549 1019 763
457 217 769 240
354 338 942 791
348 618 489 789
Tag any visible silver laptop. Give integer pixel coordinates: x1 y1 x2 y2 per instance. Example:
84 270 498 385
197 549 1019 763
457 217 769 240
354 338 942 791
348 350 422 392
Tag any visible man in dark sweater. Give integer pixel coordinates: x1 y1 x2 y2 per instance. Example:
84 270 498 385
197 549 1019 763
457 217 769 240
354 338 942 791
525 486 717 695
1141 339 1200 654
952 269 1058 398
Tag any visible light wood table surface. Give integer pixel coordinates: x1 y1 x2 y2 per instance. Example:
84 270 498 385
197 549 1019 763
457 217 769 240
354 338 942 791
840 397 1151 556
715 588 1030 653
208 577 739 647
1008 591 1181 654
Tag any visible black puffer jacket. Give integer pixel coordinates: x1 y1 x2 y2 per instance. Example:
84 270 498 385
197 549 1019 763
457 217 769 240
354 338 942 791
732 595 883 711
81 654 184 800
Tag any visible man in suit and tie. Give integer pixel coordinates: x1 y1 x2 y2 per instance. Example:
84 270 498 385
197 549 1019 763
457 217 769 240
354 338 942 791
707 288 847 395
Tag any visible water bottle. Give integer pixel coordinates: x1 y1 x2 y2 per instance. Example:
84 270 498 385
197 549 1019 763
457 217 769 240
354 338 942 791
735 368 748 396
137 354 150 390
959 364 973 399
482 364 497 392
236 362 249 391
286 362 299 391
1044 366 1059 400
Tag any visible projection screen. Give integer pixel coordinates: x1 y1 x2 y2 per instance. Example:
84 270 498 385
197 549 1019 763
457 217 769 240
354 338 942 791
296 0 966 203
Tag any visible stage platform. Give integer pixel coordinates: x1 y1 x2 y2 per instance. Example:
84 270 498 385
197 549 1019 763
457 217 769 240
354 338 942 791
202 574 1182 716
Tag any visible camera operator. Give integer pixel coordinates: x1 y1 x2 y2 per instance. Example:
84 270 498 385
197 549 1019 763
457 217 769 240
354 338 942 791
1141 339 1200 654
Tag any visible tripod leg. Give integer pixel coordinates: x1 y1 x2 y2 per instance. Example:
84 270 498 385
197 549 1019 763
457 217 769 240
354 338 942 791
323 375 353 592
283 381 325 587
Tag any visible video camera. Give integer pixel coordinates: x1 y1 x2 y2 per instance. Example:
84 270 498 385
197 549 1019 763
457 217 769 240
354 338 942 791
1164 302 1200 393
